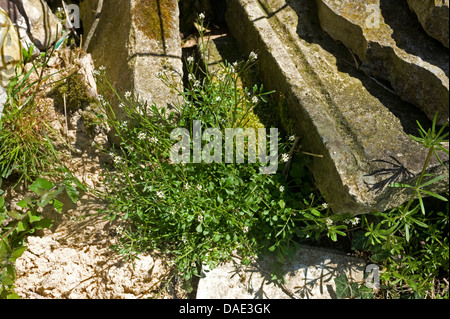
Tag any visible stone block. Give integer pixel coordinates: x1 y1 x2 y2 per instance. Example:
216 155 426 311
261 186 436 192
79 0 183 119
196 245 365 299
225 0 449 214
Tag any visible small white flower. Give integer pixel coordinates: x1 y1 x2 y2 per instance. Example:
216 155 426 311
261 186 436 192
322 203 329 209
252 96 258 104
289 135 296 142
119 102 125 108
196 184 202 191
281 153 290 163
125 91 132 99
170 211 175 215
229 65 235 73
197 214 204 223
182 237 187 243
325 218 333 226
116 225 123 234
216 96 222 102
199 12 205 20
233 61 238 68
351 217 360 226
93 70 101 76
243 226 249 233
191 262 196 267
156 71 164 78
187 56 194 64
279 186 285 193
99 65 106 71
156 190 165 199
249 51 258 62
149 136 158 143
113 155 124 165
188 73 195 82
138 132 147 140
184 183 190 190
193 80 200 88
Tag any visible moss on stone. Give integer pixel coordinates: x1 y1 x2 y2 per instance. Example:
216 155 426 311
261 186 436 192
132 0 177 41
53 73 94 111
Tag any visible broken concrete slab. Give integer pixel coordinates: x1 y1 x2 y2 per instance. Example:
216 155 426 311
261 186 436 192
315 0 449 125
225 0 449 214
79 0 183 119
196 245 365 299
407 0 449 48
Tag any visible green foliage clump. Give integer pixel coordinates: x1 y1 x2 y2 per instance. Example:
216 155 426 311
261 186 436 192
93 16 344 288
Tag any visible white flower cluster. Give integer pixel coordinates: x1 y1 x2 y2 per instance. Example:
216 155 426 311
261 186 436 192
281 153 290 162
156 190 165 199
249 51 258 62
110 153 125 166
344 217 361 226
138 132 147 140
149 136 158 144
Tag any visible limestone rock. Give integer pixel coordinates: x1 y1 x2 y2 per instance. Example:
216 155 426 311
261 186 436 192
0 0 40 56
226 0 449 214
407 0 449 48
1 7 22 88
315 0 449 125
196 245 365 299
79 0 183 122
16 0 62 50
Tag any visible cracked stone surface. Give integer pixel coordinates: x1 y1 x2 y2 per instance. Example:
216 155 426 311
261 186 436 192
407 0 449 48
225 0 449 214
315 0 449 125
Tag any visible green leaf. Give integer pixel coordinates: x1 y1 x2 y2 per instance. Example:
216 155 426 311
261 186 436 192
334 274 359 299
351 231 368 250
419 189 448 202
33 218 53 230
9 246 27 261
6 293 20 299
419 175 446 188
0 239 10 260
52 199 63 213
196 224 203 233
389 182 412 188
278 200 285 210
29 178 54 195
310 209 321 217
16 199 29 209
405 223 410 242
7 210 25 220
65 183 80 204
27 211 43 223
